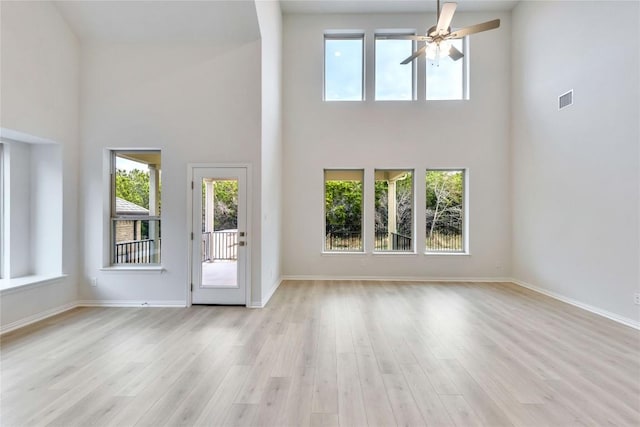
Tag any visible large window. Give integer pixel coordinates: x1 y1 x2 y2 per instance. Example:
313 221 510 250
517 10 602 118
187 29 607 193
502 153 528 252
111 151 161 265
324 169 364 252
375 36 414 100
0 138 63 283
425 170 465 252
0 143 4 279
426 39 466 100
375 170 413 251
324 34 364 101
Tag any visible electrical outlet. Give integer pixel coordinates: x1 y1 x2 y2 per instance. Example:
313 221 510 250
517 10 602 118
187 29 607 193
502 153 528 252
90 277 97 287
634 293 640 305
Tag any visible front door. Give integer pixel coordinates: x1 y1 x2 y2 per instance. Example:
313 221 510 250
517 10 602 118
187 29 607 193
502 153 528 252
191 166 248 305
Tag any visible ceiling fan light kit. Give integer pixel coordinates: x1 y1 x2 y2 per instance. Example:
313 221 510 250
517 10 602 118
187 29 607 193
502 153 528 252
389 0 501 65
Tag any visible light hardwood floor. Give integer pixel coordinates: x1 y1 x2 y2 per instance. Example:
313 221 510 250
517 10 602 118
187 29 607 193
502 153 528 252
1 281 639 426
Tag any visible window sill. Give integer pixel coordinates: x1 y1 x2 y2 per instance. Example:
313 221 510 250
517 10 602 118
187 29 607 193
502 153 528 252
424 252 470 256
0 274 68 294
100 266 165 273
321 251 366 256
372 251 417 256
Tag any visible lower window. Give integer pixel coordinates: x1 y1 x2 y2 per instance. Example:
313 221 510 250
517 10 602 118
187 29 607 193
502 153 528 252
111 151 161 265
425 169 465 252
375 170 413 252
324 169 364 252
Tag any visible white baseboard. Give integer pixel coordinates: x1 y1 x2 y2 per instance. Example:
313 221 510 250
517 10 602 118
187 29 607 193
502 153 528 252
77 300 187 308
510 278 640 330
1 302 78 335
281 275 513 283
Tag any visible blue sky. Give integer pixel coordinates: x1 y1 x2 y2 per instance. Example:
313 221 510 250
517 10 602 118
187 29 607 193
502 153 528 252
325 37 464 101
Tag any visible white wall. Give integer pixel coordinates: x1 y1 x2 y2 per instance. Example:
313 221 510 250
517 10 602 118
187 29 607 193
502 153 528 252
282 12 512 279
79 38 263 304
0 1 79 327
31 143 63 276
7 142 32 277
511 1 640 324
256 0 284 304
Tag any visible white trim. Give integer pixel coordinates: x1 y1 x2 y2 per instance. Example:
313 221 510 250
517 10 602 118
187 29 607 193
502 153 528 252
424 252 470 256
0 128 56 145
281 275 512 282
99 266 165 273
0 274 68 294
1 302 77 335
77 300 186 308
186 163 253 307
321 251 367 256
510 279 640 330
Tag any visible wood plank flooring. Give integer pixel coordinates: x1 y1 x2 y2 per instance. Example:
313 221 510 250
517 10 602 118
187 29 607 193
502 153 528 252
1 281 639 426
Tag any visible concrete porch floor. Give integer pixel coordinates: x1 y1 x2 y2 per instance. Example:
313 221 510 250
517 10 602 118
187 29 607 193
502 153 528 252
201 260 237 287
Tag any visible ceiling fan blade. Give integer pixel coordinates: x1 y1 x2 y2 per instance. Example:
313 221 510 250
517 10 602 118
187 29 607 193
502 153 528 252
401 45 426 65
448 45 464 61
436 2 457 34
377 35 431 42
449 19 500 39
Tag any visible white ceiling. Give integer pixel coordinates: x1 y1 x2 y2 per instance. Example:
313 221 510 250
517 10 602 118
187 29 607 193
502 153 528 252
54 1 260 43
53 0 518 43
279 0 520 14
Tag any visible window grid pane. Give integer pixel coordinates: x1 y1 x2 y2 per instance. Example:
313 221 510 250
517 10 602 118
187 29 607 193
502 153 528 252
375 37 414 100
426 38 465 100
374 170 413 251
324 36 364 101
324 170 364 251
425 170 465 252
111 151 161 265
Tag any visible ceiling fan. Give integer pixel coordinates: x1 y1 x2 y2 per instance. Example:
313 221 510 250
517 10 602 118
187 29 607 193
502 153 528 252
382 0 500 64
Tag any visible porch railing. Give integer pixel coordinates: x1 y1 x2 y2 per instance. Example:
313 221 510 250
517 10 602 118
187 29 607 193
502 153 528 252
203 230 238 261
375 228 412 251
202 232 212 262
114 239 160 264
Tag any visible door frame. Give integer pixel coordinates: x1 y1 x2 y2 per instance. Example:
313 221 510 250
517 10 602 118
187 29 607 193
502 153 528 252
186 163 252 307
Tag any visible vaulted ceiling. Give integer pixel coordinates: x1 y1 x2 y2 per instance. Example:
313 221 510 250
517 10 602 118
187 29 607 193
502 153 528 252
279 0 519 14
54 0 518 43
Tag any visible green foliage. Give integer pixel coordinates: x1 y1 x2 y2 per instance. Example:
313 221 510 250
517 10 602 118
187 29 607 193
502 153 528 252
374 173 413 237
214 181 238 230
325 180 363 232
115 169 151 209
201 180 238 231
425 171 463 238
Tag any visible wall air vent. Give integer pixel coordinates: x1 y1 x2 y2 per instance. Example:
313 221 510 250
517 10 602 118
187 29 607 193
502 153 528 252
559 90 573 110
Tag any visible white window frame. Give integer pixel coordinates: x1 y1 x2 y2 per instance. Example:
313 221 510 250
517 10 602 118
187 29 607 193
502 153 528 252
374 33 417 101
425 37 468 101
373 169 416 253
110 150 162 266
0 143 4 279
323 169 365 253
425 168 468 254
323 32 365 101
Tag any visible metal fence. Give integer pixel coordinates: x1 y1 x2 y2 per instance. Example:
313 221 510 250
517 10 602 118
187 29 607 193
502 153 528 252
426 218 463 252
325 229 362 251
114 239 160 264
375 228 412 251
